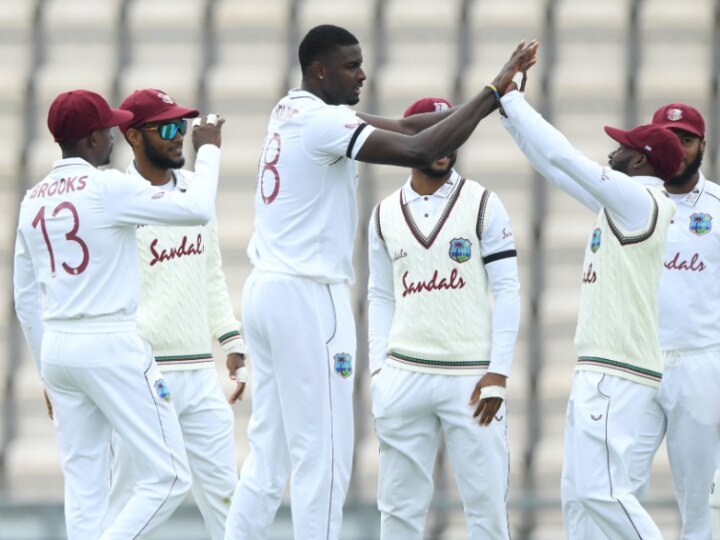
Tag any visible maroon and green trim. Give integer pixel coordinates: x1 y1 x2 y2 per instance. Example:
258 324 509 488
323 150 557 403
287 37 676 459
604 190 658 246
577 356 662 383
475 189 492 241
156 353 213 365
219 331 242 346
400 178 466 249
373 202 384 242
389 352 489 370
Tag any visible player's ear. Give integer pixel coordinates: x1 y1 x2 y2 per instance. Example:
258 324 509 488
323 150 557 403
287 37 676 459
126 128 143 149
311 60 326 81
634 151 649 172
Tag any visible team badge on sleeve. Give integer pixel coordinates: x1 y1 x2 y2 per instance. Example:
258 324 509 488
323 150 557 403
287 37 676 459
689 213 712 236
334 353 353 378
449 238 471 263
591 228 601 253
154 379 172 402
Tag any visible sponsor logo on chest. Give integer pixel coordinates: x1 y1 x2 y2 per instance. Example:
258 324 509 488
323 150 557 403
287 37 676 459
149 233 205 266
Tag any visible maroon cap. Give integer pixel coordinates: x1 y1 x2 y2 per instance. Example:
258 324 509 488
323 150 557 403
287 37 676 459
651 103 705 139
403 97 452 118
47 90 134 142
119 89 199 134
604 123 684 181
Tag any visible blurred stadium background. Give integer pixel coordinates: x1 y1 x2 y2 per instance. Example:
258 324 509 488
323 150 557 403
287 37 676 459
1 0 719 538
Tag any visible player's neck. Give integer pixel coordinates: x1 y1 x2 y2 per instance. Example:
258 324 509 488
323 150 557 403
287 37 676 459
410 170 451 196
134 158 173 186
664 172 700 195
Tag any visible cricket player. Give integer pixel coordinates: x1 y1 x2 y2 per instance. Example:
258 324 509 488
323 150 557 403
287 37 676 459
13 89 224 539
626 102 720 540
99 89 246 540
225 24 538 540
368 96 520 539
500 82 683 539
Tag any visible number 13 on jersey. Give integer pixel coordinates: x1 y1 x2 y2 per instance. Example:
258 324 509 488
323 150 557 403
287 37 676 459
31 201 89 277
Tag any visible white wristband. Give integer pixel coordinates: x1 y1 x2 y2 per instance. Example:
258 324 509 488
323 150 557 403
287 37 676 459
235 367 248 384
479 385 506 400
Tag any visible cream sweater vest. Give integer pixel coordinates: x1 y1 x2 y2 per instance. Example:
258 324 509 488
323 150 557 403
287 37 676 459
134 169 245 371
574 187 675 387
377 179 493 375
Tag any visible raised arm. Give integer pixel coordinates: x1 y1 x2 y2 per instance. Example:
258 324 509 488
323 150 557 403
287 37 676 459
355 40 539 168
501 112 601 213
500 91 652 231
356 106 456 135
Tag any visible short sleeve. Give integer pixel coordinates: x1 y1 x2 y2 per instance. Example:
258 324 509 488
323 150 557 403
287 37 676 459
479 192 517 263
302 105 374 163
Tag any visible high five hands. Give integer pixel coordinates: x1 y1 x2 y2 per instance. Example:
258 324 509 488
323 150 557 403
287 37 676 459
492 39 539 96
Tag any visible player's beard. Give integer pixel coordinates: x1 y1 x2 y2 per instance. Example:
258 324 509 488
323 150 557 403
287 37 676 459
610 154 633 176
420 153 457 178
142 134 185 170
665 149 704 189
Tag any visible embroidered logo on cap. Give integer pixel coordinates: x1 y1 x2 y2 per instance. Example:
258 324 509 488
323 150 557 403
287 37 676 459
434 102 450 112
666 108 683 122
157 92 175 105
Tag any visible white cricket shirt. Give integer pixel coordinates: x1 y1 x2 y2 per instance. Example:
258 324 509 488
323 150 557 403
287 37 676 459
14 145 220 370
247 89 375 285
659 173 720 351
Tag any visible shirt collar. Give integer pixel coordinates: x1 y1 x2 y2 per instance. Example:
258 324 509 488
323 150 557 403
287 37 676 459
402 169 461 203
126 160 185 191
51 157 93 170
674 172 706 206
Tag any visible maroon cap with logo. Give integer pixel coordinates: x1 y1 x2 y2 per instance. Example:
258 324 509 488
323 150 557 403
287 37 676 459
403 97 453 118
47 90 134 142
604 123 684 181
651 103 705 139
119 89 199 134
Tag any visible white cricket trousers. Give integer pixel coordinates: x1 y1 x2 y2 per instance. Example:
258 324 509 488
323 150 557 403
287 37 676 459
371 365 510 539
561 371 663 540
41 322 191 540
226 271 356 540
629 349 720 540
107 368 237 540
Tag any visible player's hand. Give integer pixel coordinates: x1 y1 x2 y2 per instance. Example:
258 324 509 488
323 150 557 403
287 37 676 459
491 39 539 95
226 352 247 404
469 372 507 426
191 114 225 150
43 390 53 420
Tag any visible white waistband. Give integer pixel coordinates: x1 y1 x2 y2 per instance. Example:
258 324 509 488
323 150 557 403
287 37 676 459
45 316 137 334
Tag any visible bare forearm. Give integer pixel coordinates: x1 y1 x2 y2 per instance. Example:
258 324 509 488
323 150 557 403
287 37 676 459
357 108 457 135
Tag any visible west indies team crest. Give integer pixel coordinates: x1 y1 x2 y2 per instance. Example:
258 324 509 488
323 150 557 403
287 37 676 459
154 379 172 402
591 228 601 253
449 238 472 263
334 353 353 379
689 213 712 236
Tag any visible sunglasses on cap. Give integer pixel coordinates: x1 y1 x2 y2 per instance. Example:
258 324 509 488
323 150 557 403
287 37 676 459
141 119 188 140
